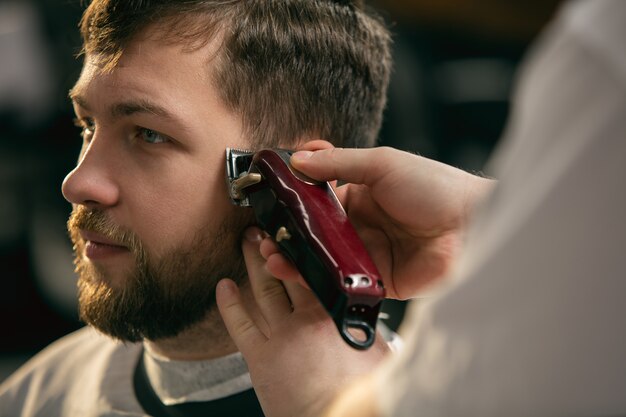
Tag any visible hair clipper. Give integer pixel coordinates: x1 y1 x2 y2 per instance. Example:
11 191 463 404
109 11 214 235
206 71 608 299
225 148 385 350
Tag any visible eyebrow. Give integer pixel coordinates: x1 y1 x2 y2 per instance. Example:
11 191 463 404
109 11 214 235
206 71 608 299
69 89 177 121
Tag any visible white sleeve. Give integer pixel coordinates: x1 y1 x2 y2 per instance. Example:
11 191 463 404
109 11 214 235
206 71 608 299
375 1 626 416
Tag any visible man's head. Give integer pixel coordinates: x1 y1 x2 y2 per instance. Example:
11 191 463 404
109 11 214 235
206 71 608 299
63 0 391 342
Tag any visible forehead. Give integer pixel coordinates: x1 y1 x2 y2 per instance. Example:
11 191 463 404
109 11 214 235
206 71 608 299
72 27 222 107
70 27 247 150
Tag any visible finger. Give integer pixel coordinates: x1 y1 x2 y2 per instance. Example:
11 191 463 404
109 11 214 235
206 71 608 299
259 236 280 259
290 146 392 186
234 279 271 337
261 237 311 289
266 254 310 289
216 278 267 351
243 227 293 324
260 236 308 285
297 139 334 152
282 280 319 309
266 253 310 289
260 237 305 282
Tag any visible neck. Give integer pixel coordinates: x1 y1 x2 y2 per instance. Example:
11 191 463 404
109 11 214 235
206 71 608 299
144 308 237 361
144 281 257 361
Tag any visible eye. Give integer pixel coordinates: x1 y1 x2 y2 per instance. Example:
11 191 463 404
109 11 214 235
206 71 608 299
138 128 169 144
73 117 95 141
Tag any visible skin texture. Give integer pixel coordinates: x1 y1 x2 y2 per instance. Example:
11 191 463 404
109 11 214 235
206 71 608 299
62 26 255 360
218 143 495 417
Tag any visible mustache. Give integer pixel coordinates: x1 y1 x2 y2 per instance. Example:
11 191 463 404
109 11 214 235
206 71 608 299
68 206 142 253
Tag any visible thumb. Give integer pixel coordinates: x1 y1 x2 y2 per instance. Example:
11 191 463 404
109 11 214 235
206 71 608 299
290 147 385 187
216 278 267 352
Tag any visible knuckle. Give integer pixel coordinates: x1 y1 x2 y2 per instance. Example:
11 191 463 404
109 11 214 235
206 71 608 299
258 282 286 301
232 318 257 337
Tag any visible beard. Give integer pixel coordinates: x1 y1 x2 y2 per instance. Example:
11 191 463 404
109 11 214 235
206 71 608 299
68 205 251 342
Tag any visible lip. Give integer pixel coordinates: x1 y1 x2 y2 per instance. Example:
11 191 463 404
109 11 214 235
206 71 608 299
79 230 130 260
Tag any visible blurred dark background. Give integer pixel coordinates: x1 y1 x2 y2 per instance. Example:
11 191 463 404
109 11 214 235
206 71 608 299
0 0 562 381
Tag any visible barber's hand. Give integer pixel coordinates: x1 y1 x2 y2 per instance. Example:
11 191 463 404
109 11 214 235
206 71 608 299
265 141 495 299
216 227 389 417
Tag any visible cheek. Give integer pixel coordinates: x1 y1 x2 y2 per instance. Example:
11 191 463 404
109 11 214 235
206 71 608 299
130 164 234 255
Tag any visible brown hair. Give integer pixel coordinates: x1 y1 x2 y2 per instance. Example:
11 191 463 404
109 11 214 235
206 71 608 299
79 0 392 148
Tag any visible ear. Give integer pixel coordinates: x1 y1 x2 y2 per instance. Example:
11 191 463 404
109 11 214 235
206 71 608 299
296 139 335 152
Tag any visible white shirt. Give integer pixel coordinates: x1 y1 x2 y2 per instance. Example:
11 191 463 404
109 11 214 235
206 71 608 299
376 1 626 415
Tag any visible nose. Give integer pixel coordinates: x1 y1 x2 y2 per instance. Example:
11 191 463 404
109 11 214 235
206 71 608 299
62 140 120 208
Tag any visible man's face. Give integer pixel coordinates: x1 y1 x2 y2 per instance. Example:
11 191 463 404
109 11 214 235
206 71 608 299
63 30 253 342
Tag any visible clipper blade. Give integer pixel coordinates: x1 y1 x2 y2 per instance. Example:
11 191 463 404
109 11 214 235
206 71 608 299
226 147 255 181
225 148 260 207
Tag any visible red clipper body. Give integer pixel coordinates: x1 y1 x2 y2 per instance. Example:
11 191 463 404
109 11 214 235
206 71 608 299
226 148 385 349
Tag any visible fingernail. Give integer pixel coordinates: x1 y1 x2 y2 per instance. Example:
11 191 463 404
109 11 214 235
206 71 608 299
244 226 263 242
217 278 236 294
216 279 240 303
291 151 313 161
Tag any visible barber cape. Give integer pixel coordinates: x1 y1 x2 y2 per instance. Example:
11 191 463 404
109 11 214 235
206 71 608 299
0 326 263 416
0 321 400 416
